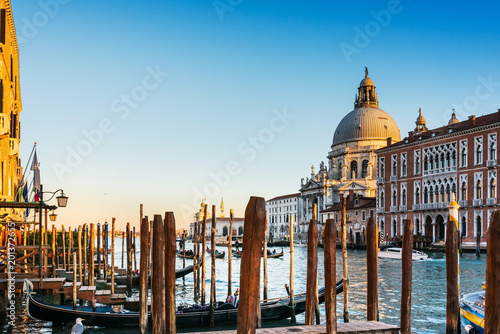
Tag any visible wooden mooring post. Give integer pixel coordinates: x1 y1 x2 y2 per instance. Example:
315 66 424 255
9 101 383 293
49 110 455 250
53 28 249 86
289 214 296 323
210 206 216 329
236 197 266 334
228 209 233 296
324 218 337 334
89 223 95 286
446 200 460 334
78 226 83 284
51 225 56 277
152 215 165 334
305 203 318 326
133 226 137 271
193 221 198 299
111 218 116 295
201 204 207 305
72 252 78 306
485 211 500 333
121 231 125 268
401 219 414 334
126 222 132 295
62 225 66 271
366 217 379 321
263 211 268 301
83 223 88 285
165 212 177 333
97 223 101 279
340 194 349 323
139 216 149 334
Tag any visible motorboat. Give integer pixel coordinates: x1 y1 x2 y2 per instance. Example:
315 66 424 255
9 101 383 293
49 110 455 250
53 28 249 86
460 290 485 334
377 247 428 261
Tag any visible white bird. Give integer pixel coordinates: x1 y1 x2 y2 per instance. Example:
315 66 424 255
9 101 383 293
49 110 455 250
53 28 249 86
71 317 85 334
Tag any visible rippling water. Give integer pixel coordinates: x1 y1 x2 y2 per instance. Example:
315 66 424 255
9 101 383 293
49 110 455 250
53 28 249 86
1 239 486 333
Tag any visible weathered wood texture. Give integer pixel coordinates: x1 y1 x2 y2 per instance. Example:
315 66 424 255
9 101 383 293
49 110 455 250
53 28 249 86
165 212 177 333
289 214 296 324
89 224 95 286
78 226 83 284
400 219 413 334
366 217 379 321
237 197 266 334
152 215 165 334
445 214 459 334
305 206 318 326
324 218 337 334
72 252 77 306
126 222 132 294
139 216 149 334
210 205 216 329
111 218 116 295
202 204 207 305
485 212 500 334
340 195 349 323
228 209 233 296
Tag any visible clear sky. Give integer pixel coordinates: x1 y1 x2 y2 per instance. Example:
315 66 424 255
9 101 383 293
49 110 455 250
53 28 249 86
10 0 500 230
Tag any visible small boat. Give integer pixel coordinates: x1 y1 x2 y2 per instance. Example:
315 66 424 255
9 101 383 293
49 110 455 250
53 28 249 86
377 247 428 261
233 249 284 259
27 279 344 329
460 290 485 334
177 250 195 259
107 266 194 286
293 241 307 247
205 250 226 259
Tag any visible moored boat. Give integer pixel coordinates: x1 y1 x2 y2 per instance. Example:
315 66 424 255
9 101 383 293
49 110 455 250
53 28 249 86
27 280 344 329
378 247 428 261
460 290 485 334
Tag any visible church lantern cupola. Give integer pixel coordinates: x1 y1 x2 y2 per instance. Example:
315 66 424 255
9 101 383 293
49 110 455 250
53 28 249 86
354 67 379 108
414 108 428 133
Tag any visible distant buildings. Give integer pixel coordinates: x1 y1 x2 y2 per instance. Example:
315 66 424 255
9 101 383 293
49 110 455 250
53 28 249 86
189 200 244 240
265 193 301 240
0 0 23 222
376 110 500 247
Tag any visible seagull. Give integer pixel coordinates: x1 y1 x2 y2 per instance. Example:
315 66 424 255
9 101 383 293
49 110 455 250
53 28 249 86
71 317 85 334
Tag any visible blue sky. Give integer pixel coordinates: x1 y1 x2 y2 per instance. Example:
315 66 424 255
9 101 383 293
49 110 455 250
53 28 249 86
11 0 500 230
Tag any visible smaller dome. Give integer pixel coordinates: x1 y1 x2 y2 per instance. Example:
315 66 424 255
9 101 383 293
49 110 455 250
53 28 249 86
359 77 374 87
448 112 459 125
416 108 426 123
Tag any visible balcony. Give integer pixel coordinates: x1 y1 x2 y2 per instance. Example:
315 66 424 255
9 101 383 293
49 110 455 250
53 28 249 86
458 200 468 207
486 198 497 206
377 177 385 184
390 175 397 182
473 199 482 207
487 159 497 168
376 207 384 214
412 204 420 211
390 206 397 213
8 139 18 156
399 205 407 212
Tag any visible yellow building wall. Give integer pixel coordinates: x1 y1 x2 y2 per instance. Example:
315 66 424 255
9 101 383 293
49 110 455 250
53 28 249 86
0 0 22 220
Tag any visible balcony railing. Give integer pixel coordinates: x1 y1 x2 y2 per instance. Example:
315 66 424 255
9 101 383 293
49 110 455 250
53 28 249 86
390 176 397 182
399 205 407 212
458 200 468 207
390 206 397 213
412 204 420 211
377 177 385 184
486 198 497 206
0 114 8 136
473 199 482 207
487 159 497 168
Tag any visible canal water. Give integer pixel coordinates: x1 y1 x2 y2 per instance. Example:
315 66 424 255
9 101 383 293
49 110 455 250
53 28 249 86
1 240 486 333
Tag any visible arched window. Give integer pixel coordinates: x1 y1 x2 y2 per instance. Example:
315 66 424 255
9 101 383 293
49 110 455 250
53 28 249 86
415 156 420 174
415 187 420 205
424 156 428 171
476 216 482 238
461 182 467 201
440 153 445 168
380 191 384 207
392 220 397 237
446 151 451 167
440 185 445 202
351 161 357 178
435 186 439 203
429 156 433 170
476 180 482 200
222 226 228 236
446 184 451 202
380 161 384 178
416 218 420 235
423 187 428 204
490 141 496 160
490 178 496 198
452 183 457 199
434 155 439 169
461 217 467 237
429 187 433 203
402 189 407 205
452 150 457 167
392 190 397 206
238 226 244 235
477 144 483 164
361 160 369 178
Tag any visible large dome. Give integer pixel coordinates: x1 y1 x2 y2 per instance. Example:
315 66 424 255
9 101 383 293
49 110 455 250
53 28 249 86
332 107 400 146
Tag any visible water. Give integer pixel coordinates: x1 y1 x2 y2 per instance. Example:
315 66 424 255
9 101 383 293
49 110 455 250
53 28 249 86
1 239 486 333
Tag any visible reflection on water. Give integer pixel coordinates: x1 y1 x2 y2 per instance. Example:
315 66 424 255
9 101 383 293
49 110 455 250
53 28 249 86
1 239 486 333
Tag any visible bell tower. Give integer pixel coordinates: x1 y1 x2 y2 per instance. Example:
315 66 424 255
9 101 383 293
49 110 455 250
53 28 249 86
414 108 428 133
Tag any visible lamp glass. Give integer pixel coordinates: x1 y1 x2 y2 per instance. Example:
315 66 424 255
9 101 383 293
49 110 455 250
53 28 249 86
57 195 68 207
49 213 57 221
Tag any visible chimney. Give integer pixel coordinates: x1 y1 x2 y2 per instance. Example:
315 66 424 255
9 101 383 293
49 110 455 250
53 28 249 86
408 131 414 141
468 115 476 126
348 189 354 202
386 137 392 146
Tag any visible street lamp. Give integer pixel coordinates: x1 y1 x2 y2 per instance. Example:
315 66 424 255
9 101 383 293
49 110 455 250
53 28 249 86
39 185 68 282
49 211 57 222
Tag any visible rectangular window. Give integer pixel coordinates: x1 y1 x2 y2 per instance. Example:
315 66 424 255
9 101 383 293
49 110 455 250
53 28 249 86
361 210 366 221
401 153 407 177
391 155 397 177
475 136 483 165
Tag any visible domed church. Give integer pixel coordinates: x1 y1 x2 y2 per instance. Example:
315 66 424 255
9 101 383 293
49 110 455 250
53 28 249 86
299 68 400 228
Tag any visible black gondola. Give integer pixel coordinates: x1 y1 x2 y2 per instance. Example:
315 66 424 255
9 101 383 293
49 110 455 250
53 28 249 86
106 265 194 286
27 280 344 329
